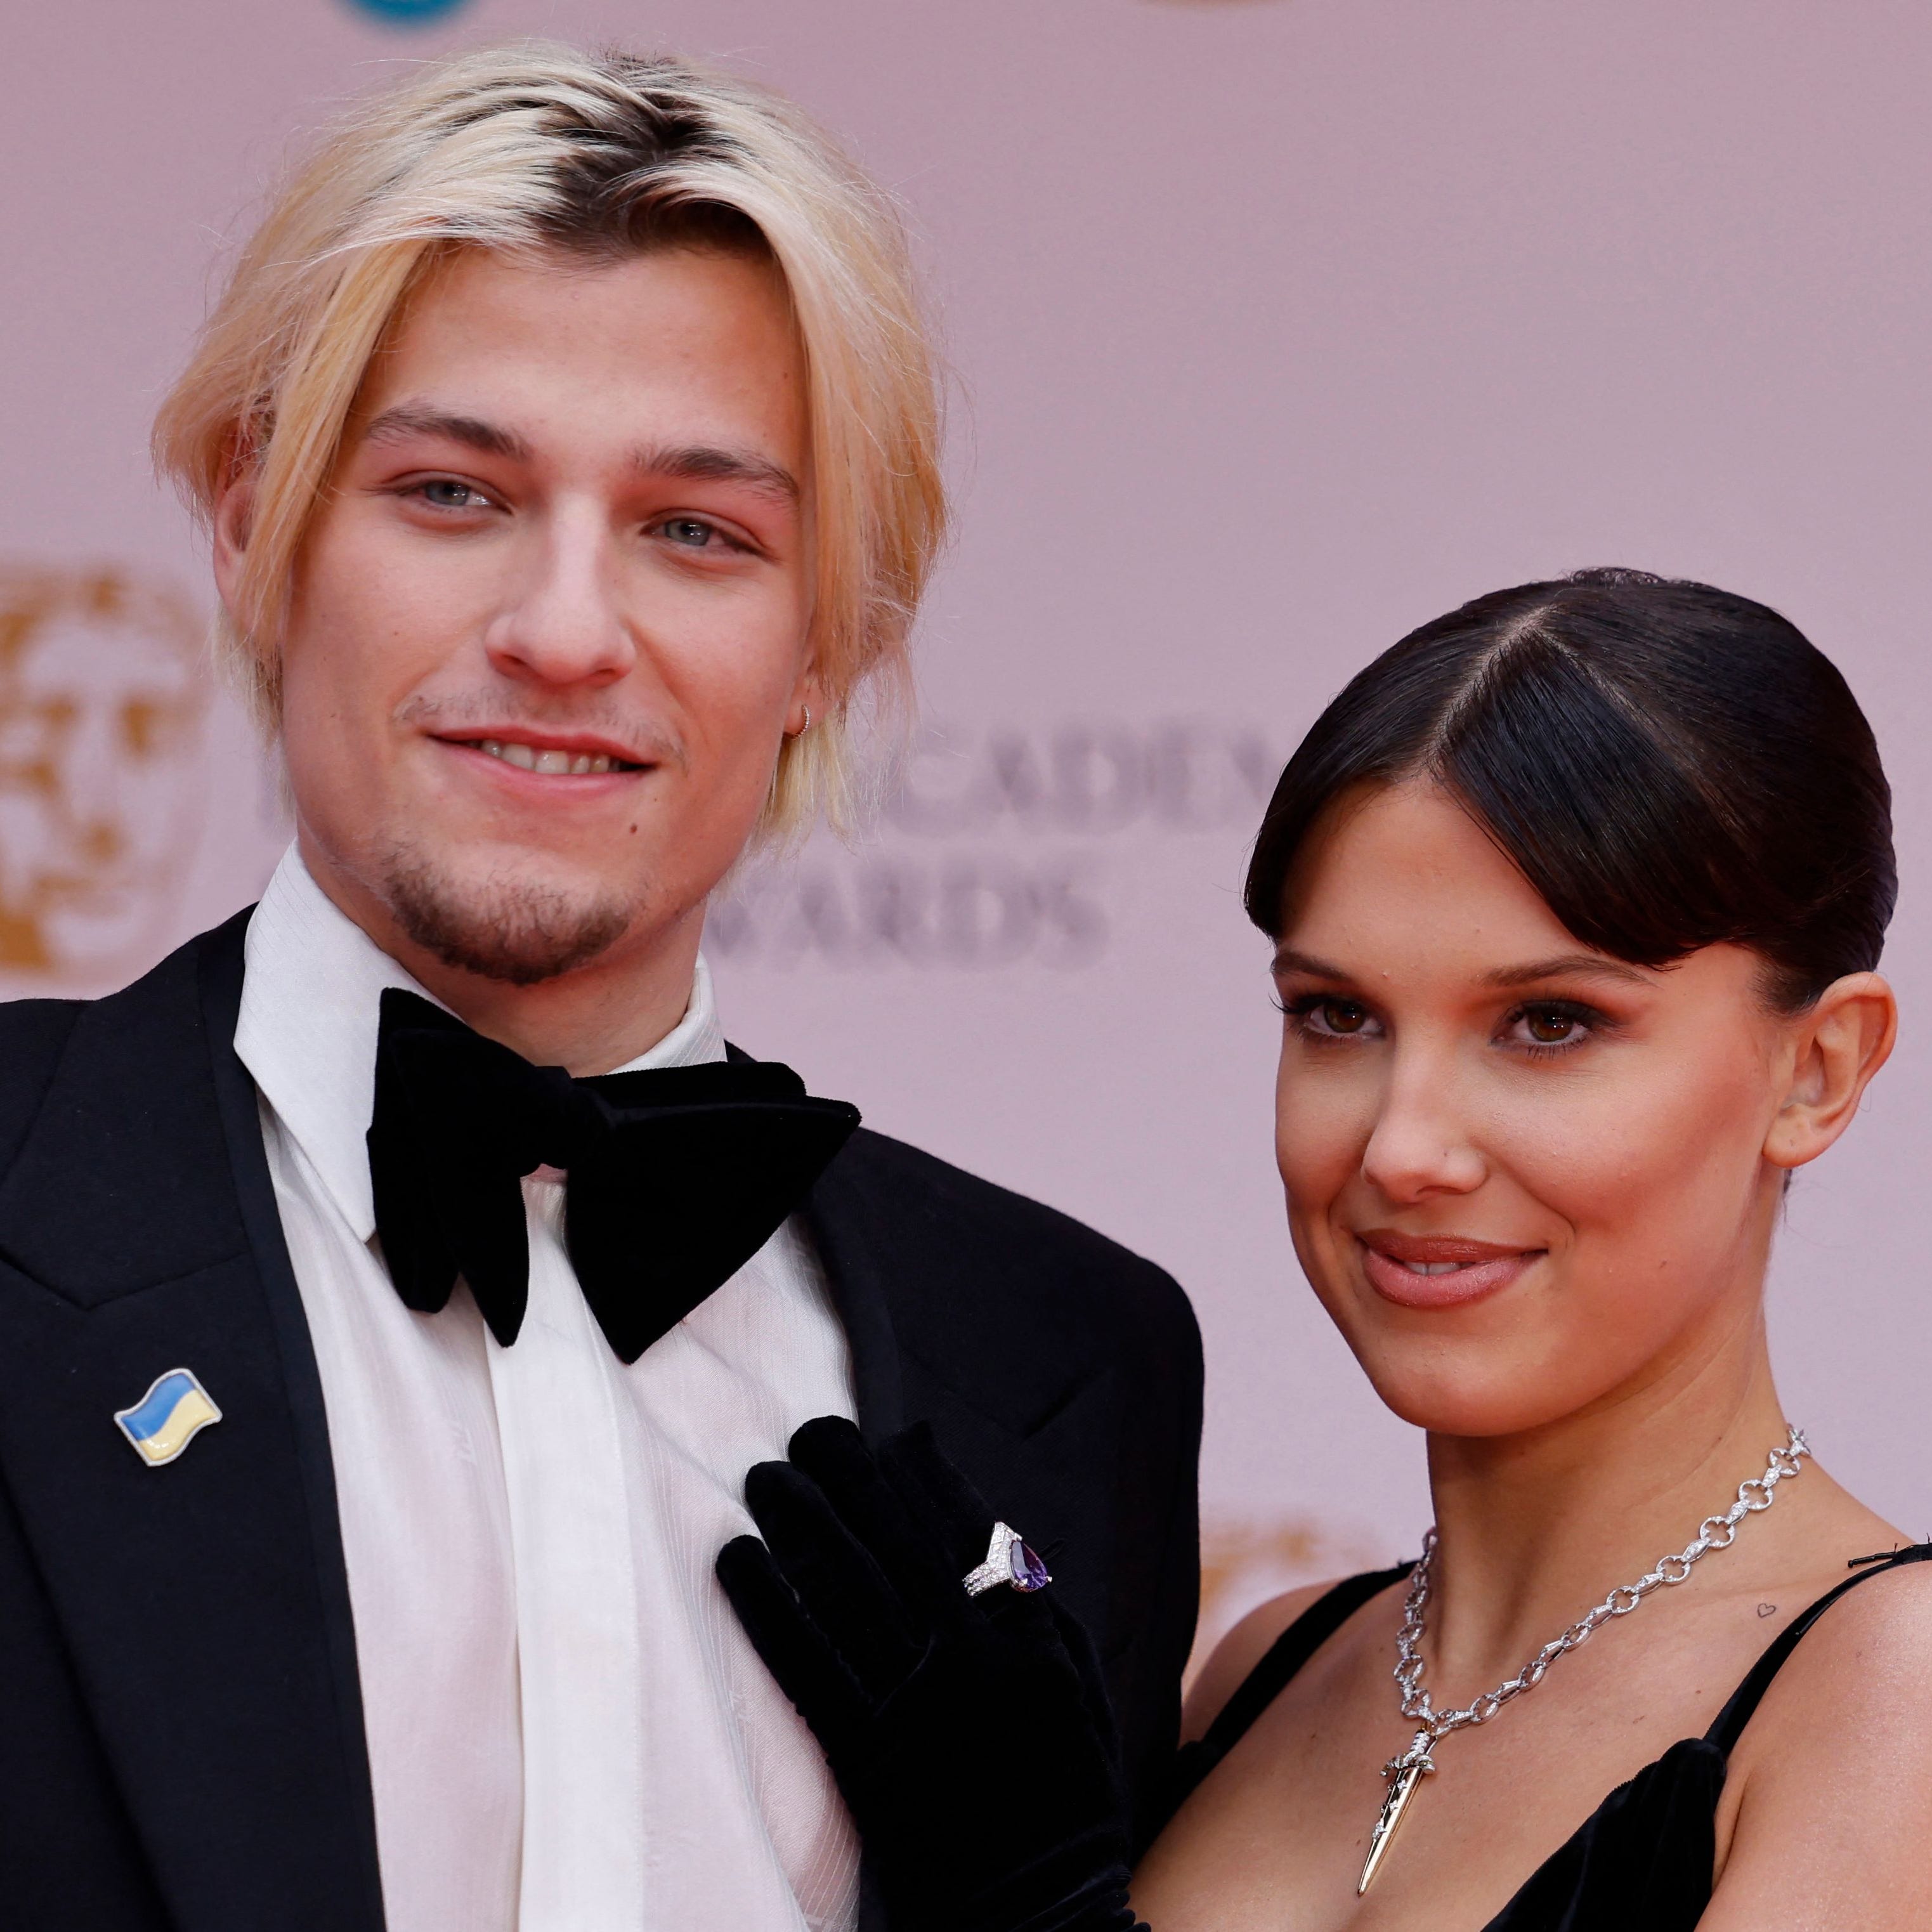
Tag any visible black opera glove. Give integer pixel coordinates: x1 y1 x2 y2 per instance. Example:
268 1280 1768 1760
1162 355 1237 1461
717 1417 1147 1932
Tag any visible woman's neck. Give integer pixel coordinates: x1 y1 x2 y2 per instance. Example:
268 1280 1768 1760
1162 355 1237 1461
1418 1300 1799 1694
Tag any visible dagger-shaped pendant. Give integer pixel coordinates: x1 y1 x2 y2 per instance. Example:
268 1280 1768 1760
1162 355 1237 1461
1358 1732 1436 1895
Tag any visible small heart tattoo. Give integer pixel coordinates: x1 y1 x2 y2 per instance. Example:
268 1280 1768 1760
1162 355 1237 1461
1757 1602 1777 1618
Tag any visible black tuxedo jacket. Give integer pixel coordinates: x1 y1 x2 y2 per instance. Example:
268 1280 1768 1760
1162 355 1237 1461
0 912 1201 1930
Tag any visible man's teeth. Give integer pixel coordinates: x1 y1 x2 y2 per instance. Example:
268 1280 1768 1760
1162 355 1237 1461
1401 1260 1471 1276
477 739 620 776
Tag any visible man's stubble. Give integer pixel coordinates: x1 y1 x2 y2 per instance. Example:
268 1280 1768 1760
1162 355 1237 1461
377 839 635 987
364 695 688 987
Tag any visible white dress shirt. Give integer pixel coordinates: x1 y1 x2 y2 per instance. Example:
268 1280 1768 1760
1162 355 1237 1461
234 847 859 1932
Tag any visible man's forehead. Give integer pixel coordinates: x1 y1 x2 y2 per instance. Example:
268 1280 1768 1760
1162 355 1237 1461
363 246 805 436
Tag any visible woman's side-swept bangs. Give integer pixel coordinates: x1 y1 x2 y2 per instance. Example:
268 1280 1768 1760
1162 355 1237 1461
1246 570 1894 1010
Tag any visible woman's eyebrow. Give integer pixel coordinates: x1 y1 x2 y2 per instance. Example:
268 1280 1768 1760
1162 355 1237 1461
1480 953 1654 990
1271 946 1352 980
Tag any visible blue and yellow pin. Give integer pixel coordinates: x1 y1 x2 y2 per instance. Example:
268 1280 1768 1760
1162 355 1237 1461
114 1369 222 1467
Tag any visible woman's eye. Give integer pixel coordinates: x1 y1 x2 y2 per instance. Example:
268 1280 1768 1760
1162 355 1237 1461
1504 1002 1596 1050
1291 995 1380 1039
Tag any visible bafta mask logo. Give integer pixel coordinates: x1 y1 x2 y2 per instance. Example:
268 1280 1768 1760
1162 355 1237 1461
0 566 210 980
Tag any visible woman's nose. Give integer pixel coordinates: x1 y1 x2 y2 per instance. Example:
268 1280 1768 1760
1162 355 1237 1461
1359 1054 1487 1202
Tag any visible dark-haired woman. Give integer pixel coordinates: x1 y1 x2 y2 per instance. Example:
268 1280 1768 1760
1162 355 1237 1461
719 570 1932 1931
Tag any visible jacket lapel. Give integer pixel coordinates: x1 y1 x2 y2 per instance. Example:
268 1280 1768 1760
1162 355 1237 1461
795 1134 911 1932
0 913 384 1931
800 1138 904 1441
723 1043 903 1440
804 1134 1132 1932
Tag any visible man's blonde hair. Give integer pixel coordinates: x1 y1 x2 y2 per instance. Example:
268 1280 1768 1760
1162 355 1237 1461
154 41 945 837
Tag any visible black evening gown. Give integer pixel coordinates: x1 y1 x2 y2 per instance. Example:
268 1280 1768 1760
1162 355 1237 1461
1165 1544 1932 1929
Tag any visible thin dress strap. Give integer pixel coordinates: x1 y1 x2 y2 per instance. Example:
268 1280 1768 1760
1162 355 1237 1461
1703 1542 1932 1754
1196 1563 1414 1764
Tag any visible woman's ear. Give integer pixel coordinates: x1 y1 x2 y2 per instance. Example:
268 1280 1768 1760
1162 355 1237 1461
210 474 256 621
1764 972 1897 1170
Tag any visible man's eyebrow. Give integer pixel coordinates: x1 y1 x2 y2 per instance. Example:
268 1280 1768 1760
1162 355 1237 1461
632 441 801 503
361 405 531 462
1480 953 1655 990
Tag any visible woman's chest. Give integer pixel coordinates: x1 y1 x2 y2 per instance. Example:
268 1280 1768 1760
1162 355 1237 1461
1134 1634 1744 1932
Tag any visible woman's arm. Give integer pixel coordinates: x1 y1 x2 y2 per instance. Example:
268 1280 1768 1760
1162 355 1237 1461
718 1416 1144 1932
1699 1563 1932 1929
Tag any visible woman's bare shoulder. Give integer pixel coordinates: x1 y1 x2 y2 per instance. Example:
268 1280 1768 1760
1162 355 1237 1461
1747 1545 1932 1725
1181 1581 1339 1743
1704 1550 1932 1927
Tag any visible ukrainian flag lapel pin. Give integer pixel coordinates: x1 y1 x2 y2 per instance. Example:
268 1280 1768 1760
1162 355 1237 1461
114 1369 222 1468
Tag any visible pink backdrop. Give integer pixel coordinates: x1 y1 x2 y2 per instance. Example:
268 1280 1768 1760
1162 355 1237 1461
8 0 1932 1648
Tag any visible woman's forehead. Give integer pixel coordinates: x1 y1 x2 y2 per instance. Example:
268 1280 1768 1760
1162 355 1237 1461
1281 781 1569 953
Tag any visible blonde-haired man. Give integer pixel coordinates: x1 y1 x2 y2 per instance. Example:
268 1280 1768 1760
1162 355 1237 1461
0 44 1199 1932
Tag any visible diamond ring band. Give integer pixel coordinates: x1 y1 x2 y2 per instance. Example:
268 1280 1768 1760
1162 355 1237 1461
962 1520 1050 1597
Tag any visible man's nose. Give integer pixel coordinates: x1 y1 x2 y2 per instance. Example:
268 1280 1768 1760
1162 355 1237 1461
1359 1048 1487 1203
482 512 637 688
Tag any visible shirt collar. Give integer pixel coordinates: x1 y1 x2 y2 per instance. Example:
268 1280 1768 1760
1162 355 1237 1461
235 844 724 1243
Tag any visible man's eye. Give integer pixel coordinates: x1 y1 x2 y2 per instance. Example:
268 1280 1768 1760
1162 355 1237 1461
658 517 722 549
417 480 488 510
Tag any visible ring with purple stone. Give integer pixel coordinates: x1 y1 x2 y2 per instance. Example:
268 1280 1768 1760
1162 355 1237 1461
962 1520 1052 1598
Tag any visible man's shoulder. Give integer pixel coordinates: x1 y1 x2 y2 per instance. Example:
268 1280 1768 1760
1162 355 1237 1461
0 995 88 1177
822 1125 1199 1354
0 915 253 1298
0 915 249 1234
834 1125 1170 1263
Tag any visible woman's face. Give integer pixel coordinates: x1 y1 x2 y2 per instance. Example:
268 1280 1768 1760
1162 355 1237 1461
1272 779 1808 1438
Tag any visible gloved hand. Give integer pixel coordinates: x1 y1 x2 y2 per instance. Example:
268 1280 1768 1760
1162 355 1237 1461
717 1416 1146 1932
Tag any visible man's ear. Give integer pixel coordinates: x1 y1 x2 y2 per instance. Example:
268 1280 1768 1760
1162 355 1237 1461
787 660 824 738
1764 972 1898 1170
210 475 256 622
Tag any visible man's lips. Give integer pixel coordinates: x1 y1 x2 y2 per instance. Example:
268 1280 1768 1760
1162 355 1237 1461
1354 1229 1546 1310
433 729 653 778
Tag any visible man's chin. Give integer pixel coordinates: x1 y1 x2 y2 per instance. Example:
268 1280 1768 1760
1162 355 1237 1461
377 848 636 988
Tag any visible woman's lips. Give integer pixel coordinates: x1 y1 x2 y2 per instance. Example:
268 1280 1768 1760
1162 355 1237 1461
1355 1230 1544 1310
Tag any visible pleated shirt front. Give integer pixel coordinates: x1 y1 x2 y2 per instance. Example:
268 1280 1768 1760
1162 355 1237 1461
235 847 860 1932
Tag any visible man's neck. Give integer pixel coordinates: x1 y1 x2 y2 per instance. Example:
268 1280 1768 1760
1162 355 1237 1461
298 840 706 1076
403 940 705 1076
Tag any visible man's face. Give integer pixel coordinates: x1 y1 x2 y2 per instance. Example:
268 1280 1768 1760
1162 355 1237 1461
263 245 814 987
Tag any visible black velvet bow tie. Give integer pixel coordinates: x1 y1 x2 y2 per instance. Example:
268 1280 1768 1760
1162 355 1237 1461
366 988 860 1363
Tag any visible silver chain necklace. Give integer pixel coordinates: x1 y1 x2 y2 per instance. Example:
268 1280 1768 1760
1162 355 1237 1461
1357 1425 1810 1895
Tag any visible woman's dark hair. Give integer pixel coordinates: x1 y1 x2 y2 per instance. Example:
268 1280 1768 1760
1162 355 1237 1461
1244 568 1895 1009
